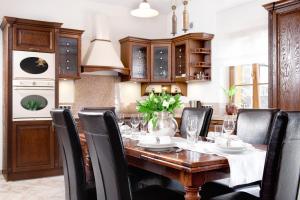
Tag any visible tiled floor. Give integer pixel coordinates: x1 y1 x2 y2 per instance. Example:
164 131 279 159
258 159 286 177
0 175 65 200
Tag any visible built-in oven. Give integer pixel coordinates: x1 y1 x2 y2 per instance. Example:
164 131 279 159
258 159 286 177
13 50 55 80
13 80 55 120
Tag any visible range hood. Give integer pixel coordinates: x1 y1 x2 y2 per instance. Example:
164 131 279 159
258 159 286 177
82 14 129 76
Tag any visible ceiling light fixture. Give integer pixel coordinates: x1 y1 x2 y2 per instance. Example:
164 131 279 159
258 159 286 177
130 0 159 18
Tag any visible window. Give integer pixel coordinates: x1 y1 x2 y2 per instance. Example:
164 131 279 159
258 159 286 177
229 64 268 109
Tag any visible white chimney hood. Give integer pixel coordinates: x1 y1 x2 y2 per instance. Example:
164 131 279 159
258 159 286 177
82 14 129 76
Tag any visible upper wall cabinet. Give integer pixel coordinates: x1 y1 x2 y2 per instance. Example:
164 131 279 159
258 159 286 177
6 17 62 53
58 28 84 79
120 33 214 84
151 40 172 83
120 37 151 82
172 33 214 82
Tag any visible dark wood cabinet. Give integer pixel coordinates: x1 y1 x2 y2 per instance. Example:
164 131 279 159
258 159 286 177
120 37 151 82
58 28 83 79
12 121 55 173
7 17 62 52
151 40 172 82
172 33 214 82
1 17 63 181
264 0 300 110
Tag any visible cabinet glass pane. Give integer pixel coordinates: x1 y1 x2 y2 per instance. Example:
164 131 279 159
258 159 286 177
59 37 78 75
175 45 186 77
153 46 169 80
132 45 147 79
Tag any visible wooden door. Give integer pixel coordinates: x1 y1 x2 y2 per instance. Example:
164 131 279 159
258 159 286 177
151 43 172 82
13 24 55 52
12 120 55 172
265 1 300 110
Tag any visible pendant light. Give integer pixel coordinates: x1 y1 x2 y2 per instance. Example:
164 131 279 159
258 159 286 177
131 0 159 18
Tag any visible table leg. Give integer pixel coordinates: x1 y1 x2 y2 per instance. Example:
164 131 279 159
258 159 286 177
184 186 200 200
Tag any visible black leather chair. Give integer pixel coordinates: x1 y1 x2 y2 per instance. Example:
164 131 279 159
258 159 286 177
78 111 184 200
81 107 116 115
201 111 296 200
234 109 279 144
180 107 213 138
50 109 96 200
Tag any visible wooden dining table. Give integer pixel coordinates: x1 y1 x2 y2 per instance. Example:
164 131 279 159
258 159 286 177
123 137 267 200
123 137 230 200
78 127 266 200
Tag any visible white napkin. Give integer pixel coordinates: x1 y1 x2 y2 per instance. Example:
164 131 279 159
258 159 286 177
172 137 266 187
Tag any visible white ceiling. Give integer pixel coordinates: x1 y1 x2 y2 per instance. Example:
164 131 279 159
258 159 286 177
91 0 257 14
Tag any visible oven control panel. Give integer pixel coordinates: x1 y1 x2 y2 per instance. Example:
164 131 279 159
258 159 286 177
13 80 55 87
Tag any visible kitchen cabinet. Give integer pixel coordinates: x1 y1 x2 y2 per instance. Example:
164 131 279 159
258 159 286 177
9 120 61 180
120 37 151 82
151 40 172 82
9 17 62 53
58 28 84 79
1 17 63 181
172 33 214 82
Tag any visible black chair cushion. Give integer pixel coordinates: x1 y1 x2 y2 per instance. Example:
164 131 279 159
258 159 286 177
210 192 259 200
180 107 213 138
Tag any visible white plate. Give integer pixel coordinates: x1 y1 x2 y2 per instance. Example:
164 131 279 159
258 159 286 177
137 142 176 149
214 143 247 153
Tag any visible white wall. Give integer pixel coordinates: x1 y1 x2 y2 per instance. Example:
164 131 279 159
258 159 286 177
0 0 169 170
166 0 272 103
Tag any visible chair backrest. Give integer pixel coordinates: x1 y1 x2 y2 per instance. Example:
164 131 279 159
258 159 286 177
78 111 132 200
50 109 87 200
235 109 279 144
273 111 300 200
180 107 213 138
81 107 116 115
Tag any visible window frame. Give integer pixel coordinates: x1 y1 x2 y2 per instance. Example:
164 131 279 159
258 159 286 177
229 63 268 109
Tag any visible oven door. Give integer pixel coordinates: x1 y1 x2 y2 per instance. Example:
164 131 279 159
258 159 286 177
13 50 55 80
13 86 55 120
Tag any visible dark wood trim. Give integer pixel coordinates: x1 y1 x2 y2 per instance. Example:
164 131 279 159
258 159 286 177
81 65 130 75
1 16 62 29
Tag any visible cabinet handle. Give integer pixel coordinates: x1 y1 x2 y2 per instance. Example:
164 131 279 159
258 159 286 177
29 47 40 51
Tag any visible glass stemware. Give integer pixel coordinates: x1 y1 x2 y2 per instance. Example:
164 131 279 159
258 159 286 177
117 113 125 127
223 117 235 137
130 114 140 132
186 115 198 145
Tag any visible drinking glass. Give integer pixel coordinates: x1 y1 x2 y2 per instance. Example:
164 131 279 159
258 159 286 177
222 117 235 137
140 116 148 135
214 125 223 138
130 114 140 130
186 115 198 145
117 113 125 127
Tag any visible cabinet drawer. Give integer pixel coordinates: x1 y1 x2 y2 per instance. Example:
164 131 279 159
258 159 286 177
12 121 55 173
13 25 55 52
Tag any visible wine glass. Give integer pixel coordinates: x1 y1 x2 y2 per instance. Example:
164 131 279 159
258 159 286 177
140 115 148 135
117 113 125 127
223 117 235 137
130 114 140 132
186 115 198 145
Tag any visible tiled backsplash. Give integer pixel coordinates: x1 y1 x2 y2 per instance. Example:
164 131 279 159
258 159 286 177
72 75 118 116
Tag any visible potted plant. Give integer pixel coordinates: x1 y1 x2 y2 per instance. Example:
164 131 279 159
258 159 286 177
223 86 238 115
136 92 182 136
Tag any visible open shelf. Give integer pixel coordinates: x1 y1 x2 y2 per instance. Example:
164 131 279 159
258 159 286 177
190 48 211 54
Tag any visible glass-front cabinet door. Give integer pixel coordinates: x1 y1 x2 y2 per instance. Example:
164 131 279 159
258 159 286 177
151 43 171 82
131 44 150 81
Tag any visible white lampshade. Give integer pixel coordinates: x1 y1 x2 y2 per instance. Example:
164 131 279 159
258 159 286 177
130 0 159 18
